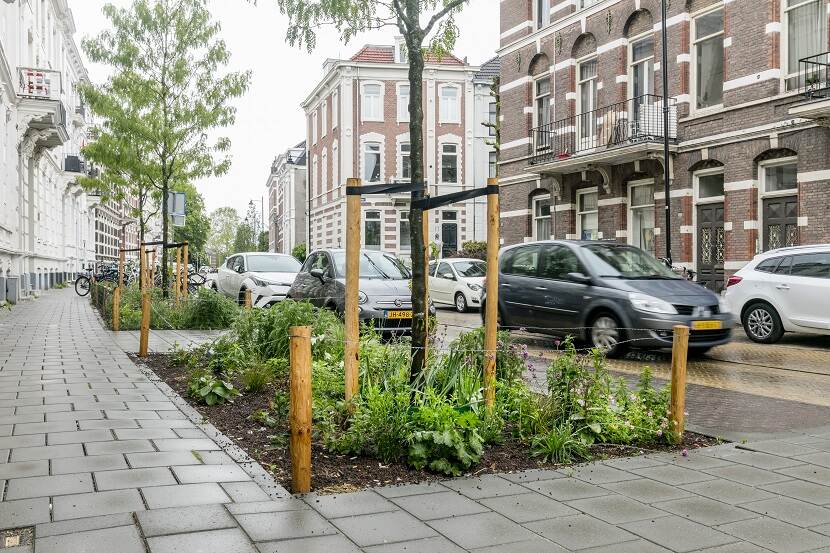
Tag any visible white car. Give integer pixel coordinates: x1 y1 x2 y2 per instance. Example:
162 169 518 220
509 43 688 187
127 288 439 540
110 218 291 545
724 244 830 343
216 252 302 308
428 258 486 312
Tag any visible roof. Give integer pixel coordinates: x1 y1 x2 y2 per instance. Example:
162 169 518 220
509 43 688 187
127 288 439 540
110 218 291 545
475 56 500 80
350 45 465 66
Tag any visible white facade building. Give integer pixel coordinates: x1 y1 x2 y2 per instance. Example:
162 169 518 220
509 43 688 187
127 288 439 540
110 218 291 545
266 141 307 254
0 0 95 302
301 39 497 259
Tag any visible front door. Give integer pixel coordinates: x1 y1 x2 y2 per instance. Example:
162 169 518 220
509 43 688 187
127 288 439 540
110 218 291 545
763 196 798 251
441 212 458 256
697 203 725 293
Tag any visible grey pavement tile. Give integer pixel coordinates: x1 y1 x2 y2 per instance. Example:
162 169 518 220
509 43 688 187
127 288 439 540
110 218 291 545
0 413 45 425
566 493 668 524
234 509 336 542
113 428 179 440
8 443 83 462
125 450 202 468
127 401 177 411
793 452 830 469
579 539 672 552
813 523 830 537
52 489 145 520
470 537 569 552
255 534 362 553
498 469 566 483
761 480 830 506
5 473 93 500
171 464 251 484
621 515 739 552
0 460 49 480
695 544 772 553
740 441 820 458
79 419 139 430
375 482 450 498
147 528 258 553
85 439 156 455
777 464 830 486
631 463 718 485
36 513 134 537
220 481 271 503
51 453 128 474
153 438 220 451
0 497 51 529
45 409 103 422
137 504 237 537
71 402 128 411
104 410 161 420
226 498 309 515
0 434 45 450
391 490 490 521
192 450 236 465
142 483 231 509
602 478 692 503
522 477 611 501
94 467 177 490
601 455 667 471
333 510 437 548
742 497 830 528
46 429 113 445
440 474 526 499
172 428 209 439
306 490 397 519
479 492 578 523
721 450 806 470
427 511 539 550
561 463 641 484
681 479 777 505
363 536 466 553
15 404 71 415
716 516 830 553
653 496 758 526
704 464 792 487
525 513 637 551
138 419 196 429
35 524 145 553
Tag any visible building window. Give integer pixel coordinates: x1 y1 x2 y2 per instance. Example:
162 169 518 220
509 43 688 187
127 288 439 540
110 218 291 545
332 90 339 129
321 100 327 137
577 189 598 240
399 211 411 250
580 0 600 8
535 0 548 29
441 143 458 183
311 111 318 144
629 35 654 103
488 151 497 178
763 162 798 193
785 0 827 89
577 58 598 144
534 77 550 128
397 84 410 122
693 8 724 110
439 85 460 123
533 196 551 240
629 182 655 256
488 101 497 136
697 172 725 199
397 42 408 64
361 83 383 121
332 143 339 190
363 142 381 182
399 142 411 180
364 211 381 250
321 148 328 192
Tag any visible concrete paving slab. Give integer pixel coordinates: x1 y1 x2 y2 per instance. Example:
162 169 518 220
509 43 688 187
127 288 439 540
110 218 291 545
621 515 739 552
94 467 177 490
255 534 362 553
525 513 637 551
565 493 668 524
5 473 93 500
390 490 490 521
332 510 437 548
52 489 145 520
427 512 536 550
234 510 336 542
742 496 830 528
716 516 830 553
51 453 129 474
35 524 145 553
0 497 51 529
761 479 830 506
521 476 611 501
363 535 467 553
478 492 578 523
36 513 134 538
305 490 397 519
147 527 258 553
142 483 231 509
137 504 237 537
440 475 526 499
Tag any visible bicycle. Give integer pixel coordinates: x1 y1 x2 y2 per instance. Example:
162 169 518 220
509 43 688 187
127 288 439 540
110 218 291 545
74 263 120 296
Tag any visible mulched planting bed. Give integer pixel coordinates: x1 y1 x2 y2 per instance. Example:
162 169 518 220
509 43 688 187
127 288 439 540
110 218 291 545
135 352 721 494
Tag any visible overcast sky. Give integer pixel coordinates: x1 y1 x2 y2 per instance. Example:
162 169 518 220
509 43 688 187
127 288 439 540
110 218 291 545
69 0 499 218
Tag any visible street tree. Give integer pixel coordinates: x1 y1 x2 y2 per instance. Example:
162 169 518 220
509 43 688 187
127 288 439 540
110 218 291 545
172 183 210 264
274 0 470 386
207 207 240 263
81 0 250 296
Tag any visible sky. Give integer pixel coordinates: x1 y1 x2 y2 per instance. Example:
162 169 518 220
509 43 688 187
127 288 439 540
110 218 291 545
69 0 500 218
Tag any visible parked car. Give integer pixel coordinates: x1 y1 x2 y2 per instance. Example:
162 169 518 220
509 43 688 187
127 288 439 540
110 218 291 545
428 258 486 312
724 244 830 343
216 252 301 307
483 240 733 357
288 248 435 334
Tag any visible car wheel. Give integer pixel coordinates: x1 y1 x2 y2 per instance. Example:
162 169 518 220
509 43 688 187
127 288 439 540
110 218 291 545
454 292 468 313
589 312 627 358
743 302 784 344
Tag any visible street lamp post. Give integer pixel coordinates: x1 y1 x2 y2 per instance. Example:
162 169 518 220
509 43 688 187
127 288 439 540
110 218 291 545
660 0 672 265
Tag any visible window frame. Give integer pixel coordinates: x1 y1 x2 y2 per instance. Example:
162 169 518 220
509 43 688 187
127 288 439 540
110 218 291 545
488 101 497 136
399 210 411 251
576 56 598 147
440 142 459 184
398 141 411 181
311 110 318 144
488 151 497 179
576 187 599 241
759 157 799 198
332 89 339 129
321 99 328 137
363 141 383 183
782 0 828 90
363 210 382 250
502 245 542 277
532 194 551 240
360 81 384 122
691 6 725 113
693 167 726 206
535 0 548 30
438 84 461 124
397 82 410 123
627 179 656 255
628 32 655 102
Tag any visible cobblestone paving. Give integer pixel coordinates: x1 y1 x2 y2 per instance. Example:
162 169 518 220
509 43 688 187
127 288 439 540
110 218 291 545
2 292 830 551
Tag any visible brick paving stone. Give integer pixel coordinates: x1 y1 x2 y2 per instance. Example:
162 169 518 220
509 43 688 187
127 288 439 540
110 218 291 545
12 420 76 435
390 490 490 521
716 516 830 553
137 504 237 537
35 524 145 553
0 497 51 529
94 467 177 490
84 439 155 455
440 474 526 499
8 443 83 462
0 434 44 450
142 483 231 509
565 494 668 524
147 527 257 553
51 453 128 474
234 510 336 542
525 513 637 551
79 419 138 430
5 473 93 500
0 460 49 480
742 497 830 528
47 429 113 445
52 489 145 520
621 515 739 552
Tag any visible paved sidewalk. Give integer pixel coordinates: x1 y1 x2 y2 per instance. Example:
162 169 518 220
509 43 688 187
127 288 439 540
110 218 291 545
2 291 830 552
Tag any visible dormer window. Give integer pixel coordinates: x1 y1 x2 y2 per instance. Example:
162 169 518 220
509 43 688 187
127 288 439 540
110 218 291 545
395 37 408 63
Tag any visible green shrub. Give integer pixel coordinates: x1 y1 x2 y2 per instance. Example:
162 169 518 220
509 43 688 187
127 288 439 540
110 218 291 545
530 423 590 464
460 240 486 260
240 363 273 392
291 243 307 263
187 370 240 405
183 288 239 329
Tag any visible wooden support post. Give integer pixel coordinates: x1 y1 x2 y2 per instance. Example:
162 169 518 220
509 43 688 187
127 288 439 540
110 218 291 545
182 242 189 300
670 325 690 438
118 249 125 288
139 243 146 290
112 286 121 331
423 206 430 359
150 250 157 289
139 290 151 357
483 177 500 414
244 288 252 309
344 178 361 403
174 247 181 304
289 325 312 494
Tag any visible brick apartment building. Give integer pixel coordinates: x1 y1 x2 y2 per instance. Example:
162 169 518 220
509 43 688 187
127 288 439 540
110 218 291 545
302 40 498 259
266 142 307 254
498 0 829 291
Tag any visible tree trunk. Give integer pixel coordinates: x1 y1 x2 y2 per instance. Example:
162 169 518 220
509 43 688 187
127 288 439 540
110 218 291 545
407 35 427 389
161 178 169 298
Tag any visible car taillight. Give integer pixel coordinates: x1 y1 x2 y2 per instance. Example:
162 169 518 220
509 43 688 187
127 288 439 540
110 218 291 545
726 276 743 288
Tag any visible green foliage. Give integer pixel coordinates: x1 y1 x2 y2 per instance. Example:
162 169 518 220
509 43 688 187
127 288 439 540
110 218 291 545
241 363 274 392
54 282 69 289
208 207 240 264
187 370 240 406
291 243 307 263
115 284 240 330
530 423 590 464
460 240 486 260
172 183 211 262
257 231 269 252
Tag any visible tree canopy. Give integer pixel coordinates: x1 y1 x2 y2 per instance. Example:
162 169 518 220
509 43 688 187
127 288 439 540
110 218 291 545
207 207 240 264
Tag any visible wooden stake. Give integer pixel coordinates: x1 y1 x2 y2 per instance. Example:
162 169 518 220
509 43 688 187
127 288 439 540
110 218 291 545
244 288 252 309
182 242 189 300
139 243 146 290
175 247 182 304
344 177 361 402
423 206 430 360
112 286 121 331
118 249 125 288
670 324 690 438
483 177 500 414
150 250 156 288
289 325 312 494
139 290 151 357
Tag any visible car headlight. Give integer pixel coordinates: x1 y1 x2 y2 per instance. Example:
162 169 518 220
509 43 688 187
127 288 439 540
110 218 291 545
467 283 482 292
629 292 677 315
251 276 275 287
358 290 368 305
718 295 730 314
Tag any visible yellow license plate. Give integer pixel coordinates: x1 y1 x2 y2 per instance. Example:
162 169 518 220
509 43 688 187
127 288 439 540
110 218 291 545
692 320 722 330
387 310 413 320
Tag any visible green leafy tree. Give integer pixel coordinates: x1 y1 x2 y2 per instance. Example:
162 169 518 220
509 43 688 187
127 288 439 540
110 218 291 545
81 0 250 296
274 0 470 386
207 207 240 264
233 221 257 253
257 231 269 252
172 183 210 263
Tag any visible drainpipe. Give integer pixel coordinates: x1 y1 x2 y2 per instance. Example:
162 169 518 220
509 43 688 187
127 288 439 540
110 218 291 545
660 0 672 265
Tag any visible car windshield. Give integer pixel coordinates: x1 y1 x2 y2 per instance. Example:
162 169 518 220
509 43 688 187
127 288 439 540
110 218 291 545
246 255 302 273
581 244 678 279
452 260 486 277
332 252 411 280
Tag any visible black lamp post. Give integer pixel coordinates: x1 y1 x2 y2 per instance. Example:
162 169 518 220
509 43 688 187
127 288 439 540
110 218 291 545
660 0 672 265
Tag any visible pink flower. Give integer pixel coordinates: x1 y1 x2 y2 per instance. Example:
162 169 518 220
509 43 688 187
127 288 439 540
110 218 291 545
681 448 689 457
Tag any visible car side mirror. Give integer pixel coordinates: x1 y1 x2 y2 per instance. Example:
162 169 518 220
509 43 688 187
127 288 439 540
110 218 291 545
235 266 245 274
567 272 592 285
310 268 326 282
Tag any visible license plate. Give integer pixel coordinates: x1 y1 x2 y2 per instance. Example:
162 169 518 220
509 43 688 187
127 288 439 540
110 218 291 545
692 320 722 330
386 310 412 320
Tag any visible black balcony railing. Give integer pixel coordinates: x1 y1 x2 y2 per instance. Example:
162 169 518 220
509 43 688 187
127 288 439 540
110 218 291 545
798 52 830 101
530 94 677 166
65 154 85 173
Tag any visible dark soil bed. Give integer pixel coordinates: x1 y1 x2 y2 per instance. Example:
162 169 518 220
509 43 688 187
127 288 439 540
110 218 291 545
134 352 721 494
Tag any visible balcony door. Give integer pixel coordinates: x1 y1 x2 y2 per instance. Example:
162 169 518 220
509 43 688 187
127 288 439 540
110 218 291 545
629 35 654 134
534 76 551 151
577 58 598 151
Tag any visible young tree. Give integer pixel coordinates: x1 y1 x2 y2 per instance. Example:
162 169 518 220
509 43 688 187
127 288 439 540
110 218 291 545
257 231 270 252
207 207 240 263
274 0 470 385
172 183 210 262
82 0 250 296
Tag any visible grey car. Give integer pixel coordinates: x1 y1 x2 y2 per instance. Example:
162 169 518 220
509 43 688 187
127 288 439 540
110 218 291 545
288 249 435 334
484 240 734 356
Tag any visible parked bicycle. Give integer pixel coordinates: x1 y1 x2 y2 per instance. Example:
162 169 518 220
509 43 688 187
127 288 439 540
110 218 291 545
74 263 124 296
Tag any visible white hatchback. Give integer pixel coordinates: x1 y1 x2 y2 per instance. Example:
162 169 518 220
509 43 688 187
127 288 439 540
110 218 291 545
428 258 486 312
724 245 830 343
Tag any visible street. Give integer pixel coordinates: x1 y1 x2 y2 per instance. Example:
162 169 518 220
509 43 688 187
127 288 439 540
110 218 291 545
435 307 830 440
